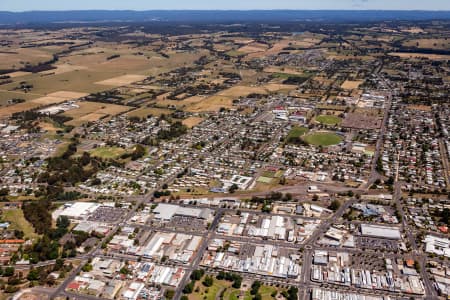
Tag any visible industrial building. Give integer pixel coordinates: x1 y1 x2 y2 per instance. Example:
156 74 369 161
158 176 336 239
360 224 401 240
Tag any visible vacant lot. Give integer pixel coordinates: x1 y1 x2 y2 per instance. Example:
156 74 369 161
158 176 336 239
341 80 363 90
186 95 234 112
90 146 126 159
342 112 381 130
407 104 432 112
182 116 204 128
304 132 342 146
2 209 39 240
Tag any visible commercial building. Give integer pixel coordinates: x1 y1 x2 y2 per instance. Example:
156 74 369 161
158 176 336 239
360 224 401 240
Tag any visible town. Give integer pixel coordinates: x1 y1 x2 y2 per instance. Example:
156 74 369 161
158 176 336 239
0 9 449 300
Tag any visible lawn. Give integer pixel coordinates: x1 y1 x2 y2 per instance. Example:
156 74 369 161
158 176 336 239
259 285 278 299
287 126 309 139
189 279 231 300
315 115 342 125
89 146 127 159
286 126 309 144
2 209 39 240
304 132 343 146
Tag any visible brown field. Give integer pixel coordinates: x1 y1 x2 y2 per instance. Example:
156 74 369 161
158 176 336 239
40 63 88 75
403 38 450 50
264 66 304 76
0 101 40 117
341 80 363 90
95 74 147 86
291 37 322 48
238 42 269 54
31 91 88 105
6 71 32 78
0 48 53 69
37 121 59 132
0 90 41 106
64 101 132 126
265 40 291 56
156 95 208 110
388 52 450 61
126 107 173 118
217 85 268 98
182 116 204 128
407 104 432 112
186 95 233 112
263 83 298 92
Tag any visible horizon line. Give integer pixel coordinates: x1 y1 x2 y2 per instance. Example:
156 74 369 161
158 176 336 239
1 9 450 12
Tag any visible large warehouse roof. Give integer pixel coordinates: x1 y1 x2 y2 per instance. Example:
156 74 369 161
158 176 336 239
360 224 401 240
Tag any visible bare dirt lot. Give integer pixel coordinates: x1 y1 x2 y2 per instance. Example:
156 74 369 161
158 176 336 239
182 116 205 128
341 80 363 90
95 74 148 86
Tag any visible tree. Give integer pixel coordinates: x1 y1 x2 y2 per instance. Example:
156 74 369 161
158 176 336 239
329 200 341 211
183 281 195 294
165 290 175 300
253 294 262 300
27 268 39 281
251 281 261 295
4 266 14 277
190 269 205 281
232 275 242 289
202 275 213 287
81 263 93 272
56 216 70 229
229 184 239 194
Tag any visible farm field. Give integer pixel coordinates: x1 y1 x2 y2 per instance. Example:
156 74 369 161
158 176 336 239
126 107 173 118
388 52 450 60
304 132 343 146
402 38 450 50
31 91 88 105
95 74 147 86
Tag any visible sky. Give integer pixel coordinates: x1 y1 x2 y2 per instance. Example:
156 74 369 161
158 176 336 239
0 0 449 11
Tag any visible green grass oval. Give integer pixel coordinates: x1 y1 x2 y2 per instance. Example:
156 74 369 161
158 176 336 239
316 115 342 125
304 132 343 146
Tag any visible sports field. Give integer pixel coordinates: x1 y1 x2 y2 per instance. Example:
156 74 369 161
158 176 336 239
315 115 342 125
304 132 342 146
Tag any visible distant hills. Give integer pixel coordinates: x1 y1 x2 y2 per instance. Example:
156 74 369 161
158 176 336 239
0 10 450 25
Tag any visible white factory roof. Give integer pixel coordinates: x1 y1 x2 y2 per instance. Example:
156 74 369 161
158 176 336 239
53 202 100 219
153 204 211 220
360 224 401 240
